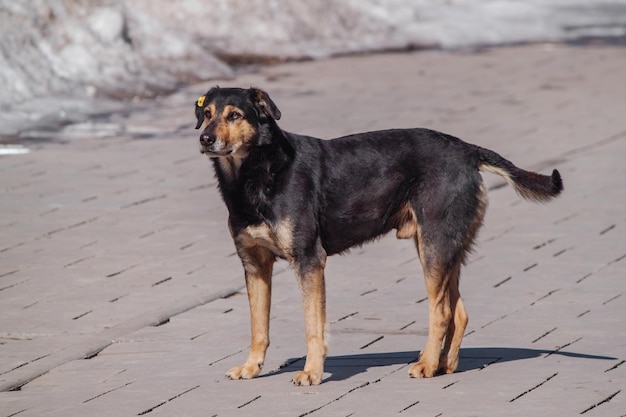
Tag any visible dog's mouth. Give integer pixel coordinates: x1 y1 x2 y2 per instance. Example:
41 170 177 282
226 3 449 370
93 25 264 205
200 147 234 157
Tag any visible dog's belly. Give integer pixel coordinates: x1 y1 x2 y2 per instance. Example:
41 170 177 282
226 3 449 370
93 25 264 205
316 171 419 254
319 203 416 255
320 220 391 255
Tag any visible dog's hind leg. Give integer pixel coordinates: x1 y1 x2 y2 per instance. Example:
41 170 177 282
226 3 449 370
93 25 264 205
408 256 456 378
226 246 275 380
408 179 485 378
438 267 468 374
438 182 486 374
293 258 328 386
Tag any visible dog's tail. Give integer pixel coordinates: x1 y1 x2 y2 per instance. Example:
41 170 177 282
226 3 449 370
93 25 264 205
477 147 563 202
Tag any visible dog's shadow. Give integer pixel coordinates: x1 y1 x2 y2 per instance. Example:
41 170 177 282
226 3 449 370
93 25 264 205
267 347 616 382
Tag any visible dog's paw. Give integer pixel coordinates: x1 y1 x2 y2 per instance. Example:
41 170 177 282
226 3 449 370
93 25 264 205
408 360 438 378
292 370 323 386
226 363 262 380
439 356 458 375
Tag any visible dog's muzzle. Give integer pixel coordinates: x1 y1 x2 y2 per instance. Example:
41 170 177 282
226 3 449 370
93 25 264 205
199 134 234 156
199 133 216 154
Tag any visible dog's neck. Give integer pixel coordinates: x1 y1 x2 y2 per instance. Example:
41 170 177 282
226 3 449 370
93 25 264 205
213 155 245 183
212 128 294 222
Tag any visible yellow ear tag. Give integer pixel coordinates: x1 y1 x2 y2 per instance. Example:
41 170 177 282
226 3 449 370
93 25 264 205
197 96 205 107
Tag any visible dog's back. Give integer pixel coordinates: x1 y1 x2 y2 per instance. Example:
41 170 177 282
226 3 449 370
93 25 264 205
279 128 483 255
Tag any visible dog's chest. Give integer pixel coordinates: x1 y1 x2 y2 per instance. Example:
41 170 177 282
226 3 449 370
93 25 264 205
235 220 294 260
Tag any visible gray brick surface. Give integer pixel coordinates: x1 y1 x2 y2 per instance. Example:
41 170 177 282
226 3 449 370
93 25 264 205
1 44 625 416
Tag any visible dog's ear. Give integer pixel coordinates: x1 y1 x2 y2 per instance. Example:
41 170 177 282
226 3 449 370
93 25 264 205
250 88 281 120
194 95 206 129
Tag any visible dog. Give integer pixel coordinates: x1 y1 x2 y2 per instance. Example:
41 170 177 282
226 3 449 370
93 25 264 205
194 87 563 385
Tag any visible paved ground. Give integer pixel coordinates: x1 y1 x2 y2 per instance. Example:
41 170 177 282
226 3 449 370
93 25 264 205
1 44 625 416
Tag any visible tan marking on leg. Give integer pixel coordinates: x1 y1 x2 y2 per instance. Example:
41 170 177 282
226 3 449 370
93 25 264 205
436 263 466 372
293 261 327 386
409 221 453 379
409 266 452 378
226 246 274 380
440 284 468 374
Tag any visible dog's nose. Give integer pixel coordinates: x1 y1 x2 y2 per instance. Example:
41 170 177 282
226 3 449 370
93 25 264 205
199 134 216 147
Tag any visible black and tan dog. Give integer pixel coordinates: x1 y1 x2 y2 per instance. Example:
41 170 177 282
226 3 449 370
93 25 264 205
194 87 562 385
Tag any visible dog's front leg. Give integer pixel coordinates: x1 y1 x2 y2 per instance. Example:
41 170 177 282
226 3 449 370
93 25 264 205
227 247 274 380
293 260 327 386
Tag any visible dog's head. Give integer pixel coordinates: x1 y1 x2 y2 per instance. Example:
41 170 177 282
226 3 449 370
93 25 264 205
194 87 281 157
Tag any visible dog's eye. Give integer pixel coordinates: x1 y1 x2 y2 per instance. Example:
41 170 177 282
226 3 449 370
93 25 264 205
228 112 242 122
